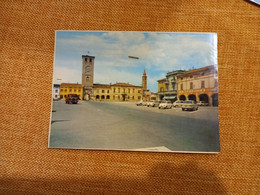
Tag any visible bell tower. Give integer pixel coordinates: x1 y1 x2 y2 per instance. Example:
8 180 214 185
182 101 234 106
142 69 147 90
82 55 95 100
82 55 95 87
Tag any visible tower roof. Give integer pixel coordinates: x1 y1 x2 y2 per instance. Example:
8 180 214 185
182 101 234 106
143 69 146 75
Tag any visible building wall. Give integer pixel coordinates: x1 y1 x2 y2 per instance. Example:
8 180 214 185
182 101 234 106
60 86 83 100
94 86 143 101
158 81 166 92
53 86 60 100
177 66 218 106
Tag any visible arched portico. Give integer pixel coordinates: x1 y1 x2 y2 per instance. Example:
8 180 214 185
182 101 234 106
199 94 209 104
188 94 197 103
179 95 186 101
212 93 218 107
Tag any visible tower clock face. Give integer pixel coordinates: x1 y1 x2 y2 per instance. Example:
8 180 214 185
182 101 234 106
85 66 90 72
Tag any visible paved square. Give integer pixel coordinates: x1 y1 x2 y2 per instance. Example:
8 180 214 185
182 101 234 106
49 101 220 152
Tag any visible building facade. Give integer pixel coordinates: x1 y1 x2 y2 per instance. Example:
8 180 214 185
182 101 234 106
53 84 60 100
157 70 186 102
93 83 143 101
81 54 150 102
177 65 218 106
59 83 83 100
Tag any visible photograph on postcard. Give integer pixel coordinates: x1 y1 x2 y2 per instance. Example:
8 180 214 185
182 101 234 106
49 31 219 153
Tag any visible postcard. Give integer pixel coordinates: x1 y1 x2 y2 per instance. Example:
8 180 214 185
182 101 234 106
49 31 220 153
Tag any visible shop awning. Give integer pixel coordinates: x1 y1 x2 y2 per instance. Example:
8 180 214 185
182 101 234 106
163 96 176 100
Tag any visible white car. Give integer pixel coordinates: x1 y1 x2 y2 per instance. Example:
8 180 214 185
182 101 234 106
173 100 184 107
181 100 198 111
147 100 160 107
158 100 172 109
198 101 208 106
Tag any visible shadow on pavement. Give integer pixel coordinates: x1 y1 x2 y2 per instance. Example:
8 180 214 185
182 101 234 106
51 120 70 125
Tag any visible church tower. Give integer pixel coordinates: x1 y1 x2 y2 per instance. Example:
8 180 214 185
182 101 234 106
142 70 147 90
82 55 95 100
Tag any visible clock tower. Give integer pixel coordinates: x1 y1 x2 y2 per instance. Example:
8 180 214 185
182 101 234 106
82 55 95 100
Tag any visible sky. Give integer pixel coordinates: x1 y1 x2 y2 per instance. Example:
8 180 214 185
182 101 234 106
53 31 217 92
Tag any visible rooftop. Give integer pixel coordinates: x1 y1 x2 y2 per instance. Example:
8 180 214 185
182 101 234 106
112 82 142 87
177 65 216 77
60 83 83 87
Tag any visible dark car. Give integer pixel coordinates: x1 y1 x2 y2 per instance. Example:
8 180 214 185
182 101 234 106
65 94 79 104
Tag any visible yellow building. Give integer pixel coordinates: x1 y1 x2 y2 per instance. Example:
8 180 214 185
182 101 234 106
93 83 143 101
59 83 83 100
157 78 167 100
177 65 218 106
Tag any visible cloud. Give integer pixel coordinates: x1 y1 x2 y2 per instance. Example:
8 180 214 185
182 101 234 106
53 31 217 92
53 66 81 84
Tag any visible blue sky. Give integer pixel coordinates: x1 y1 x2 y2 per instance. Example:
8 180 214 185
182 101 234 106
53 31 217 92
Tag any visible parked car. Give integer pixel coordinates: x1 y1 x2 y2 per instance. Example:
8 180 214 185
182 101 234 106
159 100 172 109
198 101 208 106
136 101 143 106
142 101 148 106
173 100 184 107
65 94 79 104
181 100 198 111
147 100 160 107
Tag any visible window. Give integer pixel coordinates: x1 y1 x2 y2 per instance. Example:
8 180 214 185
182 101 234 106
190 82 193 89
123 88 125 93
60 95 63 99
85 58 88 62
113 95 115 100
132 96 134 99
86 76 89 81
55 89 58 93
90 59 92 62
133 89 135 93
201 81 205 88
113 88 116 93
215 79 218 87
181 78 183 80
201 72 205 76
107 90 109 93
60 89 63 92
74 89 76 92
118 88 120 93
190 75 193 78
64 95 67 98
160 87 164 92
97 89 99 93
69 89 72 92
55 95 57 98
181 84 183 90
78 89 81 92
128 88 130 93
65 89 67 92
102 90 105 93
138 90 141 93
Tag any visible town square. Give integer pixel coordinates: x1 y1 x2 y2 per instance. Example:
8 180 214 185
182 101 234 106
49 31 219 153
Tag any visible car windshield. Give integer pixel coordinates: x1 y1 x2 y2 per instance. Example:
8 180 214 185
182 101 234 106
184 101 193 104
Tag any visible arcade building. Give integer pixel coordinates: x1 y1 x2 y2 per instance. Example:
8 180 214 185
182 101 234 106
177 65 218 106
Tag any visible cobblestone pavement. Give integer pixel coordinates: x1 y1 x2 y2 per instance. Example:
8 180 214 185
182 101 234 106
49 100 220 153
